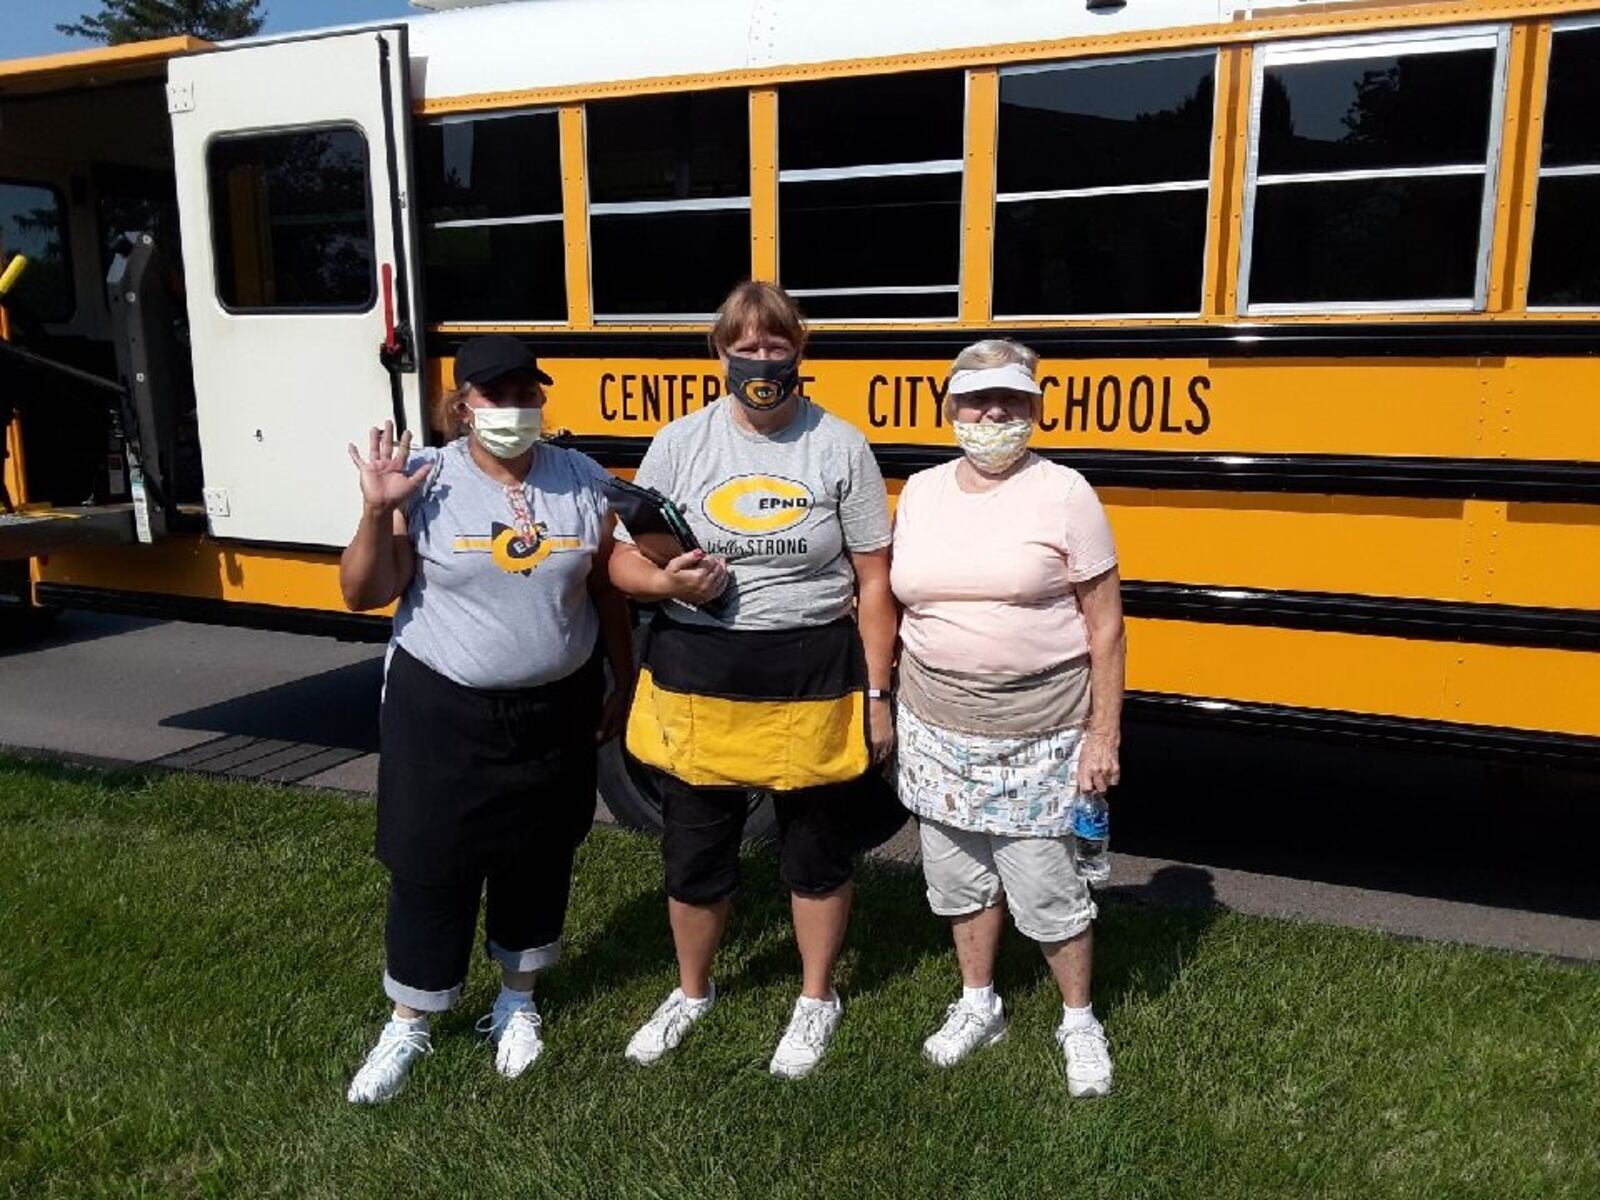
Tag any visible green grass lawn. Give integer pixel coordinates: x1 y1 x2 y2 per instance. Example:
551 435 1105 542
1 757 1597 1199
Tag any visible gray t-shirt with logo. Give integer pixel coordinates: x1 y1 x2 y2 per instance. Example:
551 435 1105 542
618 399 891 630
393 438 611 689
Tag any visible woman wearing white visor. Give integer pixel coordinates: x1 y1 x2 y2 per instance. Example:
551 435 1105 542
889 338 1126 1096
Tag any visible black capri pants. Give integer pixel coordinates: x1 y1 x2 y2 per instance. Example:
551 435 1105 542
658 771 864 904
376 645 601 1012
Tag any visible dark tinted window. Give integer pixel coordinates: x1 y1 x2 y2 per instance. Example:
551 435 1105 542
591 209 749 315
995 190 1208 315
587 91 747 203
1258 49 1496 175
799 291 957 319
0 180 73 322
1540 27 1600 167
781 174 961 288
423 223 566 322
780 72 964 169
207 127 374 310
997 55 1215 193
416 112 562 221
1529 175 1600 306
1249 175 1483 304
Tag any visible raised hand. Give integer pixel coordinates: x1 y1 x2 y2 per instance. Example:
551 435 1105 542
347 421 428 514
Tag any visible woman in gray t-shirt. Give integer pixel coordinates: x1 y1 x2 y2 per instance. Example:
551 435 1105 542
340 335 633 1105
609 282 895 1081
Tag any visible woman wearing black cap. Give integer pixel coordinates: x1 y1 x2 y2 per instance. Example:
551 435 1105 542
339 335 634 1104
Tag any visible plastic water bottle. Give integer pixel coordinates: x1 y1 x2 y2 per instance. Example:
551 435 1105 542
1070 791 1111 885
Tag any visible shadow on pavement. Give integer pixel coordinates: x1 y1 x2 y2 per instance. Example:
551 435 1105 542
0 609 163 656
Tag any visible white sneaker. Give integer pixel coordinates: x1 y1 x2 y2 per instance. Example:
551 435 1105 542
477 999 545 1079
625 986 716 1066
347 1018 431 1105
769 995 842 1080
922 997 1007 1067
1056 1020 1113 1098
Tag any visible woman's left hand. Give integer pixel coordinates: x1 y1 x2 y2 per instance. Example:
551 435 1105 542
595 677 635 744
1078 729 1121 794
868 697 896 764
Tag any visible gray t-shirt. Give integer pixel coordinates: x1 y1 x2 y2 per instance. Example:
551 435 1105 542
392 438 611 689
618 399 891 629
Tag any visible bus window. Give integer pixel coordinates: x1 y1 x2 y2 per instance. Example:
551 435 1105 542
1528 24 1600 309
776 71 964 320
0 180 73 323
993 53 1214 319
1243 31 1503 312
585 90 748 319
206 126 375 311
416 110 566 323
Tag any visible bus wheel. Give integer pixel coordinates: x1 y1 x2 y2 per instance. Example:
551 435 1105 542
596 738 778 846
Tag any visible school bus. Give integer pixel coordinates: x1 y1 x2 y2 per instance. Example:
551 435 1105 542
2 0 1598 809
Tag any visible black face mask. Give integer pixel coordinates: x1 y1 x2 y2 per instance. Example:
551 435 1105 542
725 353 800 411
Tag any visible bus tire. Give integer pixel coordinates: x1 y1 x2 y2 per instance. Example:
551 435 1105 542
596 737 779 846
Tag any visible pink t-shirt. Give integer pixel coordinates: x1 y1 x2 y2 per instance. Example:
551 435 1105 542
892 456 1118 676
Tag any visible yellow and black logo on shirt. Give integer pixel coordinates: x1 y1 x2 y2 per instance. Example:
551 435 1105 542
702 474 815 536
453 522 584 576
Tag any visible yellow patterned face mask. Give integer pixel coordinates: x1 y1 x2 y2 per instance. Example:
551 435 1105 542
951 418 1033 474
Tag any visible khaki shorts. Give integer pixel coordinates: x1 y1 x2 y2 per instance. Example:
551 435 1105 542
918 818 1098 944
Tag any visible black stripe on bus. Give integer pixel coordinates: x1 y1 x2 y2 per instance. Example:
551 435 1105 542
551 434 1600 503
33 583 392 644
428 321 1600 362
1122 583 1600 653
1124 692 1600 765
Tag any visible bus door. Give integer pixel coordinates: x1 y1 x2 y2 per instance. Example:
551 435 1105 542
167 27 425 546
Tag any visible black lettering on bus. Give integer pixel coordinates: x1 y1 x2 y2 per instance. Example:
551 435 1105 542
929 374 949 428
868 374 889 428
641 374 661 423
661 374 678 419
1095 376 1122 433
600 372 618 421
1128 375 1156 434
621 374 637 422
906 375 923 427
1037 375 1060 431
1065 375 1091 432
1159 376 1183 433
703 374 722 405
799 373 816 401
1186 374 1212 435
677 373 695 418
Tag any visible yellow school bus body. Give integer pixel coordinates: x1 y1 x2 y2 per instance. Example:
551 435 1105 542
6 0 1599 758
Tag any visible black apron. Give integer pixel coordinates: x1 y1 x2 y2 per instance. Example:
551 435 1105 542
376 644 603 884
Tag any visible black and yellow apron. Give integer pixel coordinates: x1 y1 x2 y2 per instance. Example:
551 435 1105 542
625 613 870 791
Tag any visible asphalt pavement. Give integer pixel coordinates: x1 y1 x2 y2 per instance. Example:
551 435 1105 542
2 608 1596 959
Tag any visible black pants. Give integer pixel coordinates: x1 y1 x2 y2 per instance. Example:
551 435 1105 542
383 834 586 1012
659 772 863 904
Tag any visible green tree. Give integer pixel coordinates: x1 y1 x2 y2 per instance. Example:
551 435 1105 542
57 0 266 45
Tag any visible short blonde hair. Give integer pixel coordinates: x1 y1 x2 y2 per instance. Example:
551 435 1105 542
945 338 1042 421
708 280 809 356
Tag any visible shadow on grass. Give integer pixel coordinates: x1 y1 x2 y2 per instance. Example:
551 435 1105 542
550 827 1219 1025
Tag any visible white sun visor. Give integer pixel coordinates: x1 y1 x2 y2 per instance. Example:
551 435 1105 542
946 362 1042 396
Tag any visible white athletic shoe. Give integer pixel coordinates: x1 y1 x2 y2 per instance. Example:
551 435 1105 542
347 1018 432 1105
922 997 1007 1067
769 995 842 1080
477 999 545 1079
1056 1020 1113 1098
625 986 716 1066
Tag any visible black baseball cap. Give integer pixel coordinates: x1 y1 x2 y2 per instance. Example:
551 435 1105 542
454 335 554 389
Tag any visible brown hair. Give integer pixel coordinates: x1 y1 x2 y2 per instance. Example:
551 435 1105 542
430 382 471 438
708 280 808 356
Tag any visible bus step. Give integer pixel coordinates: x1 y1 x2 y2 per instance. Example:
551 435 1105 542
0 504 137 560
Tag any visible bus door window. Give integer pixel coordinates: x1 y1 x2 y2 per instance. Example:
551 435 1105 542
585 89 749 319
776 71 964 320
416 109 566 324
1243 29 1505 312
993 52 1215 319
206 126 376 312
0 179 74 329
1528 23 1600 309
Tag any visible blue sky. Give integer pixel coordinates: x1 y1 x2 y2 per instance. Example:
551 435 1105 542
11 1 420 59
